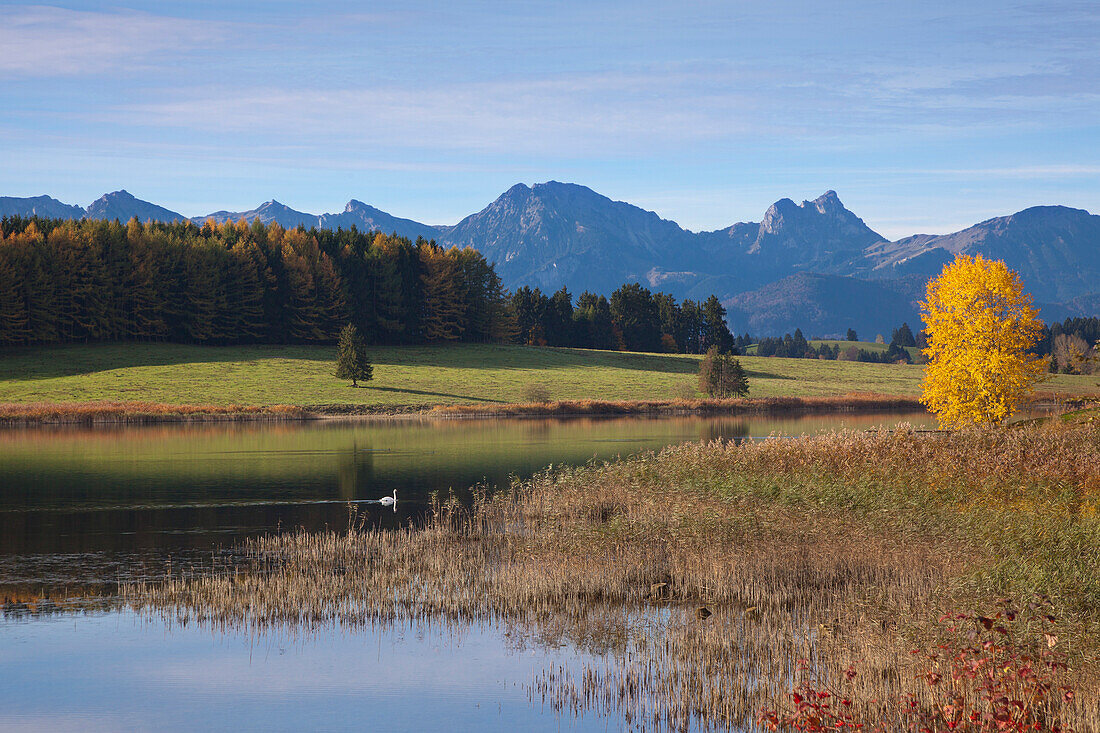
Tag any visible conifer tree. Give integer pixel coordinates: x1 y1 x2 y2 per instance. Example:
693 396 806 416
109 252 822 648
281 237 323 342
0 247 30 344
698 346 750 397
610 283 660 352
679 299 704 353
701 295 734 352
334 323 373 387
419 244 466 341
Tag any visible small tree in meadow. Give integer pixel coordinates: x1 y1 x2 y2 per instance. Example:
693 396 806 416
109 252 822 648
335 324 373 387
698 346 749 397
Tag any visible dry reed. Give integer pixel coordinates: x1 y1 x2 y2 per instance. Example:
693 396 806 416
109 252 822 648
0 400 309 425
429 393 925 417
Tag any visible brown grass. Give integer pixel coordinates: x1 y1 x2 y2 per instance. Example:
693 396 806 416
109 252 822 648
0 400 309 425
6 392 1091 426
126 420 1100 731
0 394 925 426
428 393 925 417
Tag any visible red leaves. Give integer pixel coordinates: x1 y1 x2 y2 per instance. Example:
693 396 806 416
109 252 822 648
906 598 1076 733
760 671 867 732
762 597 1077 733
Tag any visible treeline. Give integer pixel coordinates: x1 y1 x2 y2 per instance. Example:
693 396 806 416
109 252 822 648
0 216 503 346
507 284 733 353
1037 317 1100 374
0 216 735 354
754 324 919 363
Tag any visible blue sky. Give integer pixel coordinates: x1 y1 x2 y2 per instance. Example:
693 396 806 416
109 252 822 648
2 0 1099 238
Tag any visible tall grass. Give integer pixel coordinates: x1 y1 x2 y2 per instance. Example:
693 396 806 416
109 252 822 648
0 401 307 425
429 393 924 417
0 394 926 425
127 419 1100 731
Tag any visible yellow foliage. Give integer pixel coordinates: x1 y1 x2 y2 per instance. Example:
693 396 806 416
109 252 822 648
920 254 1047 428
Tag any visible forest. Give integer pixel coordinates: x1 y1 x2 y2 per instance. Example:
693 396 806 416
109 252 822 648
3 216 1096 366
0 216 735 354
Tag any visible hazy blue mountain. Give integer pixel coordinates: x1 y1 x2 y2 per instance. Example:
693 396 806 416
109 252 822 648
698 191 886 285
86 190 184 223
723 273 920 339
860 205 1100 303
439 181 696 295
193 200 320 229
319 200 441 241
1066 292 1100 317
0 194 85 220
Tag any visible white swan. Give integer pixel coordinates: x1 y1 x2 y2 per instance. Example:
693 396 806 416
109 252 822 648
379 489 397 508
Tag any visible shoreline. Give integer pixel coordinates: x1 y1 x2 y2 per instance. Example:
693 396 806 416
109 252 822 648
1 392 1092 427
0 394 935 427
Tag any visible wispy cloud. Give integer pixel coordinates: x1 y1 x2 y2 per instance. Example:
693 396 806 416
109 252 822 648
0 5 224 77
104 70 787 155
100 56 1098 160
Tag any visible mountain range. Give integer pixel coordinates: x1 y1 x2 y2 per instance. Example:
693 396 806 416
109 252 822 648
3 184 1098 337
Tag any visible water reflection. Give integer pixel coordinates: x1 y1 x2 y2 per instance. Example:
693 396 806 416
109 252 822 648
0 611 612 733
0 412 932 597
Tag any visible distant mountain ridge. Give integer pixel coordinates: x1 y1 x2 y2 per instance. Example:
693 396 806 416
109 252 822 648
0 194 85 220
439 181 696 294
0 191 442 242
195 200 319 229
2 184 1098 335
858 205 1100 304
87 190 184 224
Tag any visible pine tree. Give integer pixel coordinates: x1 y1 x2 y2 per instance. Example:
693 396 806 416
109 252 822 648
545 287 575 346
698 346 750 397
0 247 30 344
679 300 704 353
891 322 916 348
724 354 750 397
574 292 614 349
419 244 466 341
334 323 373 387
280 237 323 342
701 295 734 352
610 283 660 352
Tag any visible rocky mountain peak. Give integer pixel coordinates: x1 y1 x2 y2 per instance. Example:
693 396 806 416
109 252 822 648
760 198 799 235
86 190 183 223
809 190 843 214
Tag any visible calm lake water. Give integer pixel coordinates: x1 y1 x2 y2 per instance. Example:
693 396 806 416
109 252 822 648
0 412 932 732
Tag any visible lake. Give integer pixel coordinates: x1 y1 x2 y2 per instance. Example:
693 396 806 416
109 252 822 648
0 412 932 731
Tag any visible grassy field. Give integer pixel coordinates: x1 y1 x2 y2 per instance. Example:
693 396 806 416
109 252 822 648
0 342 1097 407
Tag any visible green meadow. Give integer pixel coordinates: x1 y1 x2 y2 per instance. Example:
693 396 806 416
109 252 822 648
1 342 1096 407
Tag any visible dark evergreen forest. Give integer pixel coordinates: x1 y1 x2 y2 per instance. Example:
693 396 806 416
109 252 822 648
0 216 736 353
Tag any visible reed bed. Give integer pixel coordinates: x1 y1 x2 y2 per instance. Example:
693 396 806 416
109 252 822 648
0 400 309 425
5 393 1090 426
429 393 924 417
128 420 1100 731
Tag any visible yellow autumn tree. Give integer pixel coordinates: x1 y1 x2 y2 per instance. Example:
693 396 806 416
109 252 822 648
920 254 1047 428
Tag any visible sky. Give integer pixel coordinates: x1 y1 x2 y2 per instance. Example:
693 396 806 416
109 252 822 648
2 0 1100 238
